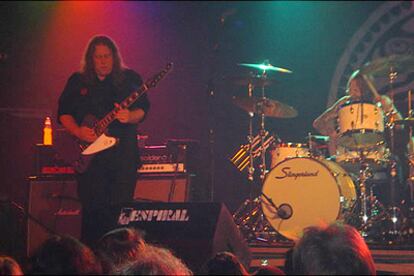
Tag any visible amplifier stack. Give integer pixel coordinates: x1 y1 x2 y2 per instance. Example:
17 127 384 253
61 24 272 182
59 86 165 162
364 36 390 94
135 140 198 203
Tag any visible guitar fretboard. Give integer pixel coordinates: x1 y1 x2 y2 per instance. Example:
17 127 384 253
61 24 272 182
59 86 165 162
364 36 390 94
94 84 148 136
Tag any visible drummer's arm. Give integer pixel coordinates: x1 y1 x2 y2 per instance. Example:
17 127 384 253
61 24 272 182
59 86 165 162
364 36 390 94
376 95 403 121
313 96 351 135
376 95 414 155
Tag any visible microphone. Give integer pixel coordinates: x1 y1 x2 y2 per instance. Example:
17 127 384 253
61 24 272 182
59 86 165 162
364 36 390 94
261 193 293 220
277 203 293 220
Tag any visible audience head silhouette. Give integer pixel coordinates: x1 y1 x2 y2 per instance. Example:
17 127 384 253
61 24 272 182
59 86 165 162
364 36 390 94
287 223 376 275
29 235 102 275
204 251 250 275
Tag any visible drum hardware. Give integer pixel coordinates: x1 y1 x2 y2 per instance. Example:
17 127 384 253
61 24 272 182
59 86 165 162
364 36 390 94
231 61 297 242
228 74 277 87
230 132 276 173
344 151 396 242
307 133 330 158
232 196 289 243
359 54 414 78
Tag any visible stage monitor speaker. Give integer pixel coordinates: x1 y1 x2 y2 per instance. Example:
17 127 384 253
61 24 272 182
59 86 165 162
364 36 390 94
26 176 82 257
134 173 191 202
108 202 251 272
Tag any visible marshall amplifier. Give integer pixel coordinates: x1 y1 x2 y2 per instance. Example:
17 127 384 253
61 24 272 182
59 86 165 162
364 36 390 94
106 202 251 273
26 175 81 257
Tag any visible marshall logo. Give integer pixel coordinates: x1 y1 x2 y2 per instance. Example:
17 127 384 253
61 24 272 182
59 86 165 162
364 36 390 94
118 208 190 225
54 208 81 216
275 167 319 180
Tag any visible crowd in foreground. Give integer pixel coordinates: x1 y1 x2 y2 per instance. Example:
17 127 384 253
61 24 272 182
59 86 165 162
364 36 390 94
0 223 377 275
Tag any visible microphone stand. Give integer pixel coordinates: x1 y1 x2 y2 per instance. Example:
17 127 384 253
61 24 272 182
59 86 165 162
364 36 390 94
206 12 227 202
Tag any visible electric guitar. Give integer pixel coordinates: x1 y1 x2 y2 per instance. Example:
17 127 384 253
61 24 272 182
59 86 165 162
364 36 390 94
61 63 173 173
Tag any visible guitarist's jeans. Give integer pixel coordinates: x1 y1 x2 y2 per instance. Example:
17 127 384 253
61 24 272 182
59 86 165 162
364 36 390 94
76 143 139 247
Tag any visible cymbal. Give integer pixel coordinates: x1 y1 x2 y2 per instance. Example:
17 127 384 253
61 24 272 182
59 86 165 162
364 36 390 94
228 75 277 87
360 54 414 77
238 63 293 73
232 96 297 118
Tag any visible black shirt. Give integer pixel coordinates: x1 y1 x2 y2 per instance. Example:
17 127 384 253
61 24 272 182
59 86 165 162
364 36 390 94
58 69 150 141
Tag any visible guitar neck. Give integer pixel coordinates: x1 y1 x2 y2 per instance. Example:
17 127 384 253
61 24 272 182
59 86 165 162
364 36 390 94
94 83 149 136
92 62 173 136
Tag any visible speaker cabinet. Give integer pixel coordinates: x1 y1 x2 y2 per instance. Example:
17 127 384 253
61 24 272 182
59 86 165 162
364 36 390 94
134 173 191 202
26 176 82 257
109 202 251 272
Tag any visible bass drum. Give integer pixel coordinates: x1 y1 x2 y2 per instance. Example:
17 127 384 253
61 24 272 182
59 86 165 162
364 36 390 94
261 157 356 240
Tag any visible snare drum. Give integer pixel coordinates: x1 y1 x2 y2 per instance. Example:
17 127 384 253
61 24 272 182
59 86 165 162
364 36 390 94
336 146 390 174
261 157 356 240
337 102 384 149
270 143 310 168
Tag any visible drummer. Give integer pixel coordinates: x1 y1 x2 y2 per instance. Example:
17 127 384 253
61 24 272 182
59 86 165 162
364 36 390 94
313 69 402 157
313 70 414 206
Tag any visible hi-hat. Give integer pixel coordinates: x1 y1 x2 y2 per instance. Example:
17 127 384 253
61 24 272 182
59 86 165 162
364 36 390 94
228 74 277 87
307 135 330 142
232 96 297 118
360 54 414 77
238 63 293 73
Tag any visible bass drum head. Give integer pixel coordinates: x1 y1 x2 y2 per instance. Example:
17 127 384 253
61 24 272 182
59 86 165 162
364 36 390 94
261 157 355 240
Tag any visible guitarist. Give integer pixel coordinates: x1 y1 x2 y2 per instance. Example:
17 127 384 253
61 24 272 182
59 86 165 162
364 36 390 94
57 35 150 246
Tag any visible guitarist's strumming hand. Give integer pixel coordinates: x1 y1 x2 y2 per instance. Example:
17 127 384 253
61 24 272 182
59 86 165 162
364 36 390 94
59 114 98 143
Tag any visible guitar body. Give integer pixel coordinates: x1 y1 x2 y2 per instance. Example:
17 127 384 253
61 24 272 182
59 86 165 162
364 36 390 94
73 114 119 173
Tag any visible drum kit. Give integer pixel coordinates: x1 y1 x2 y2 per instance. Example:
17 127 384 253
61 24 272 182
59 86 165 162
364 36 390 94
230 56 414 244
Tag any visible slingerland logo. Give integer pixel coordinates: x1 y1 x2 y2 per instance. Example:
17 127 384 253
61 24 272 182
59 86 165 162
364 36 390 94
275 167 319 180
118 208 190 225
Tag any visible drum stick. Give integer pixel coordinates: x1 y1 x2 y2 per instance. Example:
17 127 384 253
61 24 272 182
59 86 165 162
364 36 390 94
362 74 381 100
409 89 412 118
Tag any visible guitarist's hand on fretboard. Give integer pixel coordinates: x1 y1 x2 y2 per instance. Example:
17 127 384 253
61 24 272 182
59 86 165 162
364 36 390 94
114 102 131 123
77 126 98 143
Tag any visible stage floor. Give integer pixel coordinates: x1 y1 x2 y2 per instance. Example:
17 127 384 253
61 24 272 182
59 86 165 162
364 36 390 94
248 241 414 275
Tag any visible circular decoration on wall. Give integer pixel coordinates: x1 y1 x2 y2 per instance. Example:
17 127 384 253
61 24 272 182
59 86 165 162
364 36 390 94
329 1 414 110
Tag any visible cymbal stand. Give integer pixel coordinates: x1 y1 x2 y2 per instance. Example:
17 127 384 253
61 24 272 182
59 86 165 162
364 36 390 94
357 156 373 228
233 68 283 243
405 90 414 205
386 66 403 240
356 152 388 240
247 82 255 182
258 69 268 181
233 78 265 242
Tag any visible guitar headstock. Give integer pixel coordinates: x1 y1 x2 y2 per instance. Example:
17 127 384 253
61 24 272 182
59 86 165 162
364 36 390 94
145 62 174 89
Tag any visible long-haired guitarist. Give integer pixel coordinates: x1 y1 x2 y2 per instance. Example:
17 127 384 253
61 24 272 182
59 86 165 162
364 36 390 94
57 35 150 246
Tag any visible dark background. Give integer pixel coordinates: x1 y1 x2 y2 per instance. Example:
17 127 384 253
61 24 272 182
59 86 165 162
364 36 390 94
0 1 389 212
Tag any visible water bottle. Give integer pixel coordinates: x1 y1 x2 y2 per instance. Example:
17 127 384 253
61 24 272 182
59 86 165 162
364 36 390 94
43 116 53 145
